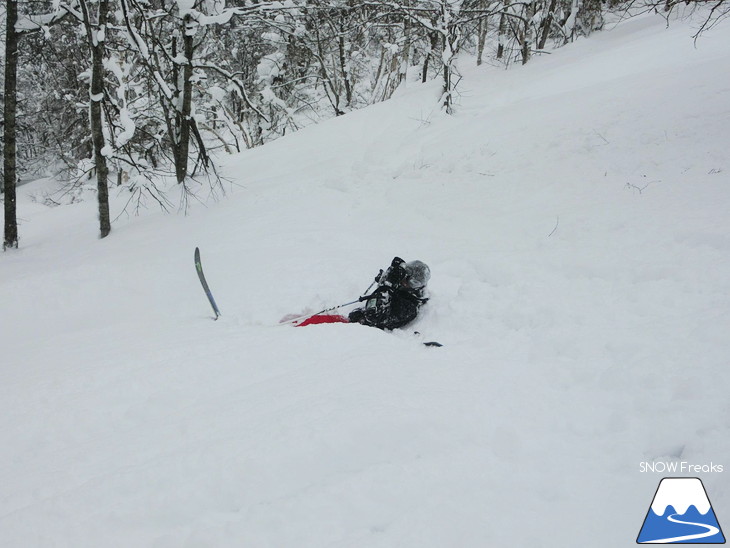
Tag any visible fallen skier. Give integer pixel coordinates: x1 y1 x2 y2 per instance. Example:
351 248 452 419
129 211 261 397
293 257 431 330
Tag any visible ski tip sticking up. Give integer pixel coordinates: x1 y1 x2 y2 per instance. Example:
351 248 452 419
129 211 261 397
194 247 221 320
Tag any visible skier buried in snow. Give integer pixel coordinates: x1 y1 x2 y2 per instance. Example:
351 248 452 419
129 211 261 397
295 257 430 329
348 257 430 330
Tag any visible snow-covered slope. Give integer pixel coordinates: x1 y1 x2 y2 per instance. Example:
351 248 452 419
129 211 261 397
2 12 730 547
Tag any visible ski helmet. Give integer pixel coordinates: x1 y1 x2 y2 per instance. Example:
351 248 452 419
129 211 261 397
403 260 430 289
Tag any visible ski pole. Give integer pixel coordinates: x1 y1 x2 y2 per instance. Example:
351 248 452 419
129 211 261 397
358 268 383 297
302 274 381 319
283 270 383 325
361 279 378 297
316 299 362 315
283 289 378 325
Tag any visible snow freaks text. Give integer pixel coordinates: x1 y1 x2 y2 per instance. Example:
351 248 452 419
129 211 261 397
639 462 724 474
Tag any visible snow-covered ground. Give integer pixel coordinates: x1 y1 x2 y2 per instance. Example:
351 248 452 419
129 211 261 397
2 11 730 547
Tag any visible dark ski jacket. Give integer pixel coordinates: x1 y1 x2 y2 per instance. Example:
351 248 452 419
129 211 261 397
348 284 427 330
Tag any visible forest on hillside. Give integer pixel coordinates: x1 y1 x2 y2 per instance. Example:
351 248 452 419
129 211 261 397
1 0 728 247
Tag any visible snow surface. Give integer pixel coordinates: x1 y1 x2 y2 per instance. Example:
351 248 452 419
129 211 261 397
2 11 730 547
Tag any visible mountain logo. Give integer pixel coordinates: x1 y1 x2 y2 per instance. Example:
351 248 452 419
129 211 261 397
637 477 725 544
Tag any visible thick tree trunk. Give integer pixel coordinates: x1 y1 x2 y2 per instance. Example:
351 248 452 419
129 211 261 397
175 15 195 184
3 0 19 249
81 0 112 238
337 32 353 106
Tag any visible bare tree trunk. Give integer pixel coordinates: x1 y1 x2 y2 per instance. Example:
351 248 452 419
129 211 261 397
537 0 559 50
442 32 452 112
477 15 488 66
175 15 195 184
422 30 439 83
80 0 111 238
400 0 412 83
3 0 20 249
522 1 535 65
496 0 509 60
440 2 461 115
337 30 353 106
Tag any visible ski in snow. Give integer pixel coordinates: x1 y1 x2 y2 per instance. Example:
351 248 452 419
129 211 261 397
194 247 221 320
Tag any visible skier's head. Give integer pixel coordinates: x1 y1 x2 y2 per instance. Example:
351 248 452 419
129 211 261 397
403 260 430 290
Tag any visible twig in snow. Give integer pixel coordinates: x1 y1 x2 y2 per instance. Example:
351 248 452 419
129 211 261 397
548 216 559 237
594 130 610 145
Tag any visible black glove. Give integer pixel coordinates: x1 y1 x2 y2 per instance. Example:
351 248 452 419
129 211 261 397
383 257 407 287
348 308 366 324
